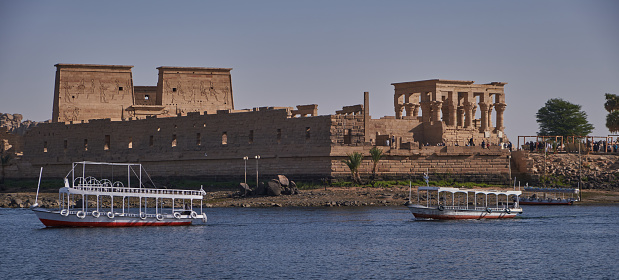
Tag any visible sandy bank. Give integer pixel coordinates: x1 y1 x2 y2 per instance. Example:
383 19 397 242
2 187 618 209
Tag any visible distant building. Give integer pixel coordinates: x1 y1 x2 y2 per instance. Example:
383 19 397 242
52 64 233 123
2 64 511 183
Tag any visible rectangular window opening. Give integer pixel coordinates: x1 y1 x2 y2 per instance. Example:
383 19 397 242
305 127 311 140
104 135 110 150
172 88 177 92
222 132 228 145
64 139 68 151
84 139 88 151
149 135 154 147
249 130 254 144
128 137 133 149
196 133 201 146
172 134 177 147
119 86 124 91
344 129 352 144
43 141 48 153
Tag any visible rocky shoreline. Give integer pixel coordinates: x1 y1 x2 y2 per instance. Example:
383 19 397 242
2 186 618 209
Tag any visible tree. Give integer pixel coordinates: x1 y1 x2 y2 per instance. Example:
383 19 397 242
604 93 619 133
536 98 594 136
369 146 384 180
342 152 363 184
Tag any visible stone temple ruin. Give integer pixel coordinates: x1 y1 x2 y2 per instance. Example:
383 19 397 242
1 64 512 183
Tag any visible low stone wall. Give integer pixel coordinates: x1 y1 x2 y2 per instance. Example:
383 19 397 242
512 151 618 189
331 146 511 184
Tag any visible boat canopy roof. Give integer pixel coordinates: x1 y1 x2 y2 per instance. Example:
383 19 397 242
524 187 579 193
418 186 521 196
62 161 206 200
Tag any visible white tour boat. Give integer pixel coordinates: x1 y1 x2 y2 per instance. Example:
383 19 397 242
32 161 208 227
519 185 579 205
407 186 523 220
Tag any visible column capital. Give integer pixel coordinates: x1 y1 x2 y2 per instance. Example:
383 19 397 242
478 102 490 111
430 100 443 109
494 103 506 112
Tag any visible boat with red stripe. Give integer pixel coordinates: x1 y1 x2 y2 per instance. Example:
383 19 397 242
406 186 523 220
31 161 207 227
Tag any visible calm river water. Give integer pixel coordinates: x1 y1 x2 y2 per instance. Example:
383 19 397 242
1 205 618 279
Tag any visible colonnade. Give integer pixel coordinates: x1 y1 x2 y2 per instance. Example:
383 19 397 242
392 81 507 133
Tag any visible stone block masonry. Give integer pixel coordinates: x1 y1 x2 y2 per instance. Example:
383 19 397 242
2 64 513 185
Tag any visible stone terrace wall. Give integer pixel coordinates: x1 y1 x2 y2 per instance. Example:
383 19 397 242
8 109 512 184
13 108 334 180
330 145 511 184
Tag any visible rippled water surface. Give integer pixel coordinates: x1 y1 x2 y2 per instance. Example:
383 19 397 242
1 205 618 279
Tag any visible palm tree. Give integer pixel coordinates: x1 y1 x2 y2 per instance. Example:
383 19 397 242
342 152 363 184
369 146 384 179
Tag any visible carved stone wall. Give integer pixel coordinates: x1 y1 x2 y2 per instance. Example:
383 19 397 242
51 64 234 123
52 64 134 123
156 67 233 116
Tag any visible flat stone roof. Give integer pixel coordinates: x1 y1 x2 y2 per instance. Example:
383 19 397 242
55 63 134 69
156 66 232 71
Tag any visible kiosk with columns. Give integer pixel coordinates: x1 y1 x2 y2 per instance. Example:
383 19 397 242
391 79 507 146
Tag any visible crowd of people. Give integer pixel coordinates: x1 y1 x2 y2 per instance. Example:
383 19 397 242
588 139 619 153
524 139 619 154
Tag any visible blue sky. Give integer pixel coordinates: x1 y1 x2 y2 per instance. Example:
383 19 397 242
1 0 618 139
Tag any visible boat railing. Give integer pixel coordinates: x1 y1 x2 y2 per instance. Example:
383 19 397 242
443 205 514 211
444 205 470 210
61 209 193 218
69 177 205 196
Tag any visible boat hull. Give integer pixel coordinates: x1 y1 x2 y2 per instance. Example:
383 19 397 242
407 205 521 220
33 208 196 227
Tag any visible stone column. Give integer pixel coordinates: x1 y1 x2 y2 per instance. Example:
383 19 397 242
395 104 403 119
420 101 431 122
441 103 449 124
457 106 464 127
394 93 403 119
413 104 420 117
431 101 443 122
449 103 457 126
404 103 413 116
487 104 494 129
494 103 506 131
479 102 489 132
463 102 473 128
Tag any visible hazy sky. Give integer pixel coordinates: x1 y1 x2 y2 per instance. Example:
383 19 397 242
1 0 617 139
